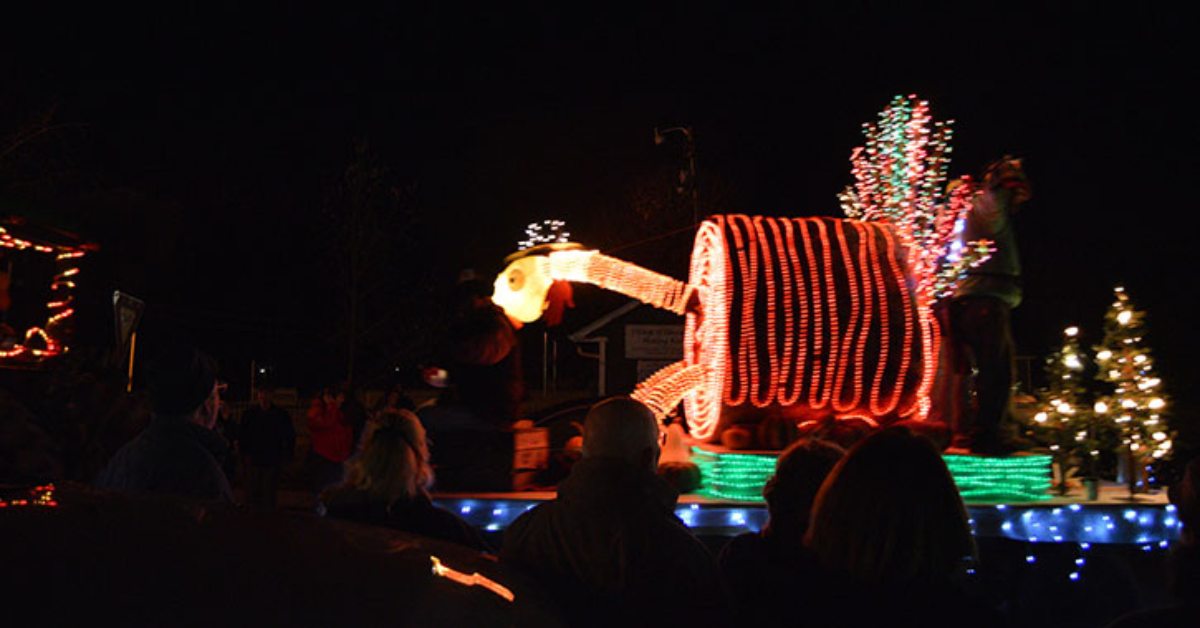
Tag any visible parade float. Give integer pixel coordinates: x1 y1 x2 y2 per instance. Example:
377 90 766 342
439 96 1178 563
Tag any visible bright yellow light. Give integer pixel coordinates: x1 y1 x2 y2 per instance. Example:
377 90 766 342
1097 350 1112 361
1134 355 1147 364
1117 310 1133 325
1064 326 1079 337
1064 354 1083 370
1122 399 1137 409
1152 431 1167 441
1034 412 1048 423
1094 401 1108 414
1149 398 1165 410
492 256 554 323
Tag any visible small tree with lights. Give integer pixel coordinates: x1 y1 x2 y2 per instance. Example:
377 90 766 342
1028 326 1095 495
1093 286 1172 497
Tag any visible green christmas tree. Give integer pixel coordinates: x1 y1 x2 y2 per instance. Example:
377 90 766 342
1029 326 1094 494
1093 286 1172 494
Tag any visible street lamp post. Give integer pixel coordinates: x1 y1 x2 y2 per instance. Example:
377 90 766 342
654 125 699 226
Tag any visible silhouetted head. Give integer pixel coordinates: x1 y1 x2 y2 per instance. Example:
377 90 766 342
582 397 661 473
806 427 974 585
148 344 220 427
982 155 1031 206
763 438 845 540
343 409 433 503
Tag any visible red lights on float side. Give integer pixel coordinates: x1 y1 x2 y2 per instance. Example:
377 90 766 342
0 224 88 362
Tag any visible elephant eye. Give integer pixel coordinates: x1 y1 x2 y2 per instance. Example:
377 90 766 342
508 268 525 291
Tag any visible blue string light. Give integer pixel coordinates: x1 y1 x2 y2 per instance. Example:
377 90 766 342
433 498 1180 546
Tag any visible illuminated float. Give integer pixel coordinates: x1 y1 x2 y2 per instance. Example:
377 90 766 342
443 96 1177 551
493 95 993 444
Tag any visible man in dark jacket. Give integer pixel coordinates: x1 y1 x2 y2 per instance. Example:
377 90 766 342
501 397 726 627
95 345 233 502
240 385 296 508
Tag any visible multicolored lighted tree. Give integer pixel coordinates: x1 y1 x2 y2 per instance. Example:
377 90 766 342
838 94 994 306
1093 286 1172 494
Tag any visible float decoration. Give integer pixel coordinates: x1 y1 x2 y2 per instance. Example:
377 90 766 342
492 95 995 444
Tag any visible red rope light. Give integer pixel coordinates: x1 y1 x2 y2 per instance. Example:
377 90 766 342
681 215 931 440
631 361 708 421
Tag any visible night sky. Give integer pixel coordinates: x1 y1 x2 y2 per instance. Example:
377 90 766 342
2 6 1194 421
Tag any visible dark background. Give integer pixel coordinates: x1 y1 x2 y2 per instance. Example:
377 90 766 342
1 5 1193 428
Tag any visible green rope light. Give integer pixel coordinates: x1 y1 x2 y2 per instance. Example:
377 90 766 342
692 447 776 502
943 454 1053 503
691 447 1053 503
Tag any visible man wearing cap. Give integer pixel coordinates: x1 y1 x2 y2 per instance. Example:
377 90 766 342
96 345 234 502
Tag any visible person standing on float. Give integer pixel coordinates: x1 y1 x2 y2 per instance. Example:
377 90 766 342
941 157 1032 455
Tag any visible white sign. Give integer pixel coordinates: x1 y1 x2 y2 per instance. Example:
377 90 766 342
625 324 684 360
513 428 550 471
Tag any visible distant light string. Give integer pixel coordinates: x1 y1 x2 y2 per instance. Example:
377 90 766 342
0 228 87 361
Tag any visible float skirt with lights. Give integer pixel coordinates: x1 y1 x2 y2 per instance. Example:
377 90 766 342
436 446 1179 548
435 489 1179 548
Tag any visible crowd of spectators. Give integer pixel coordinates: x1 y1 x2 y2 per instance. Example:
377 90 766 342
3 338 1191 627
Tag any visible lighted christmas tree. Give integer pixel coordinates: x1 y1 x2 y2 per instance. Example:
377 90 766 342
1093 286 1172 494
1029 326 1093 494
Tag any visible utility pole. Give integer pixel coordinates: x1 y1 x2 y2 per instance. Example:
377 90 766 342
654 126 699 226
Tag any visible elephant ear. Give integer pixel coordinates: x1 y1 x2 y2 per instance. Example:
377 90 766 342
542 281 575 327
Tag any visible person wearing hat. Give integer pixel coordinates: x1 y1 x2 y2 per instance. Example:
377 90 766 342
95 345 234 502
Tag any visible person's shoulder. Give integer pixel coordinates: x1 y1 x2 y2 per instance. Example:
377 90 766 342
322 488 382 521
498 501 553 553
422 502 488 550
642 510 714 563
506 500 551 531
717 532 767 568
